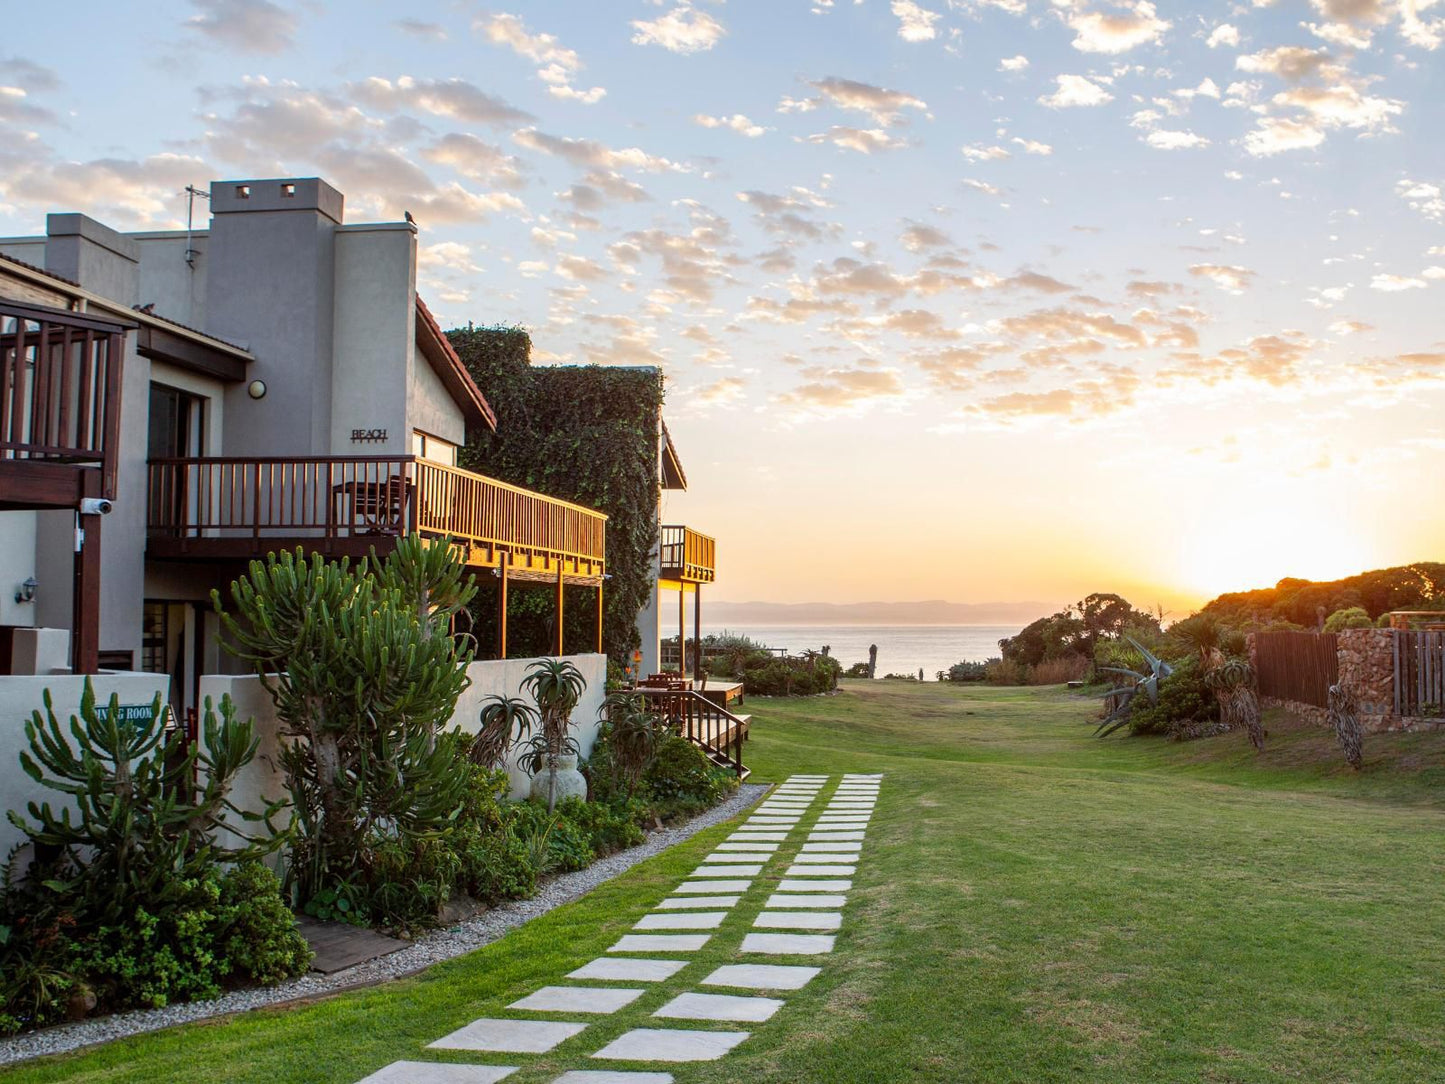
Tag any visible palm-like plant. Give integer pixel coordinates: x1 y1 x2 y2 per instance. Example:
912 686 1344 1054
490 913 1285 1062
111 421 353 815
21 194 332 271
1202 647 1263 751
1095 636 1173 737
600 691 665 797
472 695 536 769
516 659 587 811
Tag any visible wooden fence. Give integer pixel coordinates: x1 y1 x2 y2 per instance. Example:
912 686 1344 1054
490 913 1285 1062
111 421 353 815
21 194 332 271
1393 631 1445 717
1254 631 1338 708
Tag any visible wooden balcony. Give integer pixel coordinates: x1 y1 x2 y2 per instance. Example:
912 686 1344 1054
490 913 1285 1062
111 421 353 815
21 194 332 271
1 300 128 508
660 524 716 585
147 455 606 583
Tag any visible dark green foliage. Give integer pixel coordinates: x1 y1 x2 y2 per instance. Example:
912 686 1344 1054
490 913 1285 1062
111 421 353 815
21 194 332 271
844 662 872 678
740 653 841 696
1323 606 1373 633
1201 562 1445 627
447 325 663 663
594 692 666 798
1125 656 1220 738
941 660 990 682
515 659 587 812
1 684 309 1030
643 733 736 815
214 537 476 924
1001 592 1160 669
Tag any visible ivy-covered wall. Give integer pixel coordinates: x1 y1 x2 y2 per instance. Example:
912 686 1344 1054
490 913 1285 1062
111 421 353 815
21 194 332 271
446 325 663 665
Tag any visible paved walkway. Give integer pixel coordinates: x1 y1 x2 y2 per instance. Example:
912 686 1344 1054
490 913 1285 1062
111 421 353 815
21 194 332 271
354 773 880 1083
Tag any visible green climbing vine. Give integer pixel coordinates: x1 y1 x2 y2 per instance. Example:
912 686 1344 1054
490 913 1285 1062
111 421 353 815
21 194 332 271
446 325 663 665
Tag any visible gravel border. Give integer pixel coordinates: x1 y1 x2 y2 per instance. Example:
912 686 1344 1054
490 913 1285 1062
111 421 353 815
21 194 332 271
0 782 769 1066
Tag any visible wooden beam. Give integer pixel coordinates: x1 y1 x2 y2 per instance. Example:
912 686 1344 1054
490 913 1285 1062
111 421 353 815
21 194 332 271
694 583 702 678
596 580 604 655
497 553 508 660
678 586 687 680
72 470 101 675
135 323 247 382
555 562 565 657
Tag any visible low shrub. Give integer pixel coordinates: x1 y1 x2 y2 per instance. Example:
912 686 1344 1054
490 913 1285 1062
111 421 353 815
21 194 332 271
1324 606 1373 633
940 660 989 682
1028 655 1091 685
844 662 872 678
742 654 841 696
643 733 738 818
1124 656 1220 738
985 658 1028 685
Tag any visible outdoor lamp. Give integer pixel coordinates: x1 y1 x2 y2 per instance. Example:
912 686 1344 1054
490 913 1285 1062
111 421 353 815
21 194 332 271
15 577 37 604
247 379 267 400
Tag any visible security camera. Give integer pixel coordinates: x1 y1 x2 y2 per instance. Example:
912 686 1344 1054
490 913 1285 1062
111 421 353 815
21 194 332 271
79 498 113 516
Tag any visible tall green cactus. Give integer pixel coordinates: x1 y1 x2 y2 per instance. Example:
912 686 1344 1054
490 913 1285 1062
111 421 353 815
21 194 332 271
7 682 284 925
213 535 476 904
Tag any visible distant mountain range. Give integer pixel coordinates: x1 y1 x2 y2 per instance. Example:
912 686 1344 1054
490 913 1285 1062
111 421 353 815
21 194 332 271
705 599 1058 626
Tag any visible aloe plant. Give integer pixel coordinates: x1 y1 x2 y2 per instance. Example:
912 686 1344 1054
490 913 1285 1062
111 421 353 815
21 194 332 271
1095 636 1173 737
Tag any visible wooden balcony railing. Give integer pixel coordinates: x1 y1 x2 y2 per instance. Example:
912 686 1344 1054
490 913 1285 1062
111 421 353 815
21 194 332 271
633 687 750 779
147 455 606 579
2 301 127 499
660 524 716 583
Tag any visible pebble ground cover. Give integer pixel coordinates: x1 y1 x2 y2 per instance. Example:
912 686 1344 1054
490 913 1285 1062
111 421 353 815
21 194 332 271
3 681 1443 1082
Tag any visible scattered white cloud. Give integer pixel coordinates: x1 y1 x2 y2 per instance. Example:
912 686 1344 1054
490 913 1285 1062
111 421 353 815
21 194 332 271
1207 23 1240 48
1371 273 1428 291
1066 1 1171 53
186 0 296 54
1189 263 1256 292
892 0 942 41
631 5 726 54
693 113 770 137
1039 74 1114 108
1146 128 1210 150
998 54 1030 71
477 11 606 103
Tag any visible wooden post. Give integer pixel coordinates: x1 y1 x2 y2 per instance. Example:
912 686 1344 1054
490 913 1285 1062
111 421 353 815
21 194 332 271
595 581 604 655
693 584 702 680
678 586 687 680
497 554 508 660
72 470 102 675
555 564 565 657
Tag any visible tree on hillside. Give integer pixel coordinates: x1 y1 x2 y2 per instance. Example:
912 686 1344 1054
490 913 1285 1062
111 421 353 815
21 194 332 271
1000 593 1159 667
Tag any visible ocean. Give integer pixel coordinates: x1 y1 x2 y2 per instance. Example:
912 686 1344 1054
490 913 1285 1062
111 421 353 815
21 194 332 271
700 624 1023 681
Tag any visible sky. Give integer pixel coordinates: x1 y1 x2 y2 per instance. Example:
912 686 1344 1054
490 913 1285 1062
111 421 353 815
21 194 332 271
3 0 1444 617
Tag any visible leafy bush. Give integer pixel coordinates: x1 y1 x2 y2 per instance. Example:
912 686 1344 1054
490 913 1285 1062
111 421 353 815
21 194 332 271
985 658 1027 685
643 733 737 817
1124 656 1220 738
1324 606 1374 633
742 653 841 696
1028 655 1090 685
941 660 989 682
844 662 872 678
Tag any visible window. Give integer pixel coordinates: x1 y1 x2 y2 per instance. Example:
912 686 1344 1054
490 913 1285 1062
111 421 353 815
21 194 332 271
235 184 250 199
281 183 295 197
412 430 457 466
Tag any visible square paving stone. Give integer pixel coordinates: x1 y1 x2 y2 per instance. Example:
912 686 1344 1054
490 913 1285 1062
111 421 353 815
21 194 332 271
715 842 778 852
356 1062 519 1083
511 986 645 1014
358 1063 523 1081
690 864 762 876
568 958 688 983
429 1018 586 1054
802 842 863 853
702 964 821 991
634 912 725 931
608 934 710 953
552 1074 675 1084
779 878 851 892
765 893 846 909
754 911 841 931
653 992 784 1023
808 832 865 841
591 1028 749 1063
728 831 786 842
656 894 740 910
739 933 835 955
785 864 856 876
701 854 770 865
674 878 751 893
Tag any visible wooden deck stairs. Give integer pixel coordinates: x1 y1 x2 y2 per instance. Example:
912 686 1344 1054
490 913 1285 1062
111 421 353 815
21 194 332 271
638 685 750 781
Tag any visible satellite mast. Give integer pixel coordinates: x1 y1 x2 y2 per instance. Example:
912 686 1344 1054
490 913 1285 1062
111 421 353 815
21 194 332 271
184 184 209 269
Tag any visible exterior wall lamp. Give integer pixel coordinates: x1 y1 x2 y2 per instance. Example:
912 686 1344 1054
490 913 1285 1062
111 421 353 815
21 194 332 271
247 380 267 400
15 577 38 605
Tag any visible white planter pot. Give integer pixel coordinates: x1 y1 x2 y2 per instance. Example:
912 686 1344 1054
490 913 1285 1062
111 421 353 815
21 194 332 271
530 753 587 807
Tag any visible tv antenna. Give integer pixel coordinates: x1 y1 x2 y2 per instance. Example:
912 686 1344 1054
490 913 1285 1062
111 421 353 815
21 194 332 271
183 184 210 269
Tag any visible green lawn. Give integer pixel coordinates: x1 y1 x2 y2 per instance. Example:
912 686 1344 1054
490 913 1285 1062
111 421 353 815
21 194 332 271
5 681 1444 1083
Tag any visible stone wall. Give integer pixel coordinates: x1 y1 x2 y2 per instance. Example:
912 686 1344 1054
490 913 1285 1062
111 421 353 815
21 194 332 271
1248 629 1441 733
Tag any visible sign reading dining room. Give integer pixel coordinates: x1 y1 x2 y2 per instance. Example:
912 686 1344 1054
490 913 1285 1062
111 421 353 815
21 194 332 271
350 428 388 443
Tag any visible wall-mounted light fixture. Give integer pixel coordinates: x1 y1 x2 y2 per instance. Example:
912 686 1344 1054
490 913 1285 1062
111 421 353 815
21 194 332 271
247 379 267 400
15 577 38 605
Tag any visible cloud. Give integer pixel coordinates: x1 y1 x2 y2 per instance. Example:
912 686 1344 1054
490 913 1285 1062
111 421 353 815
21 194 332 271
1039 74 1114 108
778 364 907 412
1235 46 1333 83
1145 128 1210 150
1189 263 1256 292
348 76 532 127
999 55 1030 71
1242 116 1326 156
892 0 942 41
1329 319 1374 335
1370 273 1428 291
963 375 1144 421
186 0 296 54
802 126 911 154
395 19 447 41
1012 136 1053 154
422 133 526 188
0 85 55 126
1206 23 1240 47
694 113 770 137
0 58 59 94
900 222 954 251
1397 178 1445 222
513 128 686 173
737 188 836 238
1066 2 1171 53
694 377 747 406
805 77 928 126
477 11 606 103
631 5 727 54
961 143 1011 161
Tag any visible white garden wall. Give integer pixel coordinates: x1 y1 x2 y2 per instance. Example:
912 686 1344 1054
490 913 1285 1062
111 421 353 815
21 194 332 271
0 672 171 856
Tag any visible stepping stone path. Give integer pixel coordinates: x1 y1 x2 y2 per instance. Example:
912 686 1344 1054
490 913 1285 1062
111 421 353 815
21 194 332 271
351 773 882 1080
